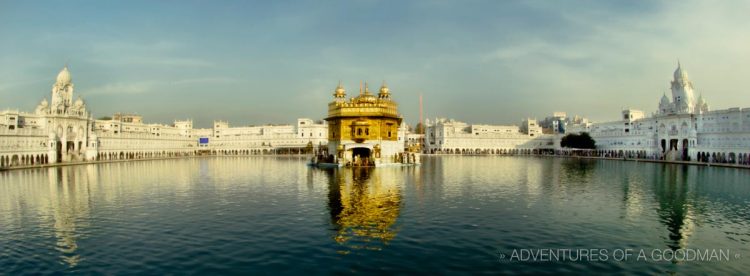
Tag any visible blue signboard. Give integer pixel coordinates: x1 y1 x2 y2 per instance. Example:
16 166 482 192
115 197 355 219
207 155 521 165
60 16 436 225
199 137 209 144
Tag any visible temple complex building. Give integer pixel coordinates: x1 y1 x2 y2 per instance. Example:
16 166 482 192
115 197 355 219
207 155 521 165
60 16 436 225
320 81 415 166
422 117 556 155
570 63 750 163
0 66 329 168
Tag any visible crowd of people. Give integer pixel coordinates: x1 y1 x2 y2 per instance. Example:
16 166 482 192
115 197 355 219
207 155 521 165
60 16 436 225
423 148 750 167
551 149 750 166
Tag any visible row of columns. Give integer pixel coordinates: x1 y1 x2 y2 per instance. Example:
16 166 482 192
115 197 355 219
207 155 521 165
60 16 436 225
0 153 51 168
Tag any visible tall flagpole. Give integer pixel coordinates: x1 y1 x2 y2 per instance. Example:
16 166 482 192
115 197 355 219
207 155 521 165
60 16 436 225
419 93 423 134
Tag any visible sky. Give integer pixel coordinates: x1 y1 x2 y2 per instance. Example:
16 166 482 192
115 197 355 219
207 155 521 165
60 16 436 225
1 0 749 128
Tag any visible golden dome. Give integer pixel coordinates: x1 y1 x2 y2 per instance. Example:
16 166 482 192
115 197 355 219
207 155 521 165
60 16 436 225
378 81 390 98
353 82 378 104
334 81 346 98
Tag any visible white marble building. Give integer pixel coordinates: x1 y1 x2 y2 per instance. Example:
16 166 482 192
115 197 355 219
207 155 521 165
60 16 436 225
422 118 556 154
575 63 750 164
0 66 330 168
200 118 327 154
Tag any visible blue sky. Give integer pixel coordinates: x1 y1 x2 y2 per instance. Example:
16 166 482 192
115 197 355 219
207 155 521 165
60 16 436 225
1 1 748 127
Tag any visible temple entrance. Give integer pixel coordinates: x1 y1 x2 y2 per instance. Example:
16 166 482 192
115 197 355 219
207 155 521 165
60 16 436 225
56 141 62 162
660 139 666 153
682 139 689 161
351 147 372 167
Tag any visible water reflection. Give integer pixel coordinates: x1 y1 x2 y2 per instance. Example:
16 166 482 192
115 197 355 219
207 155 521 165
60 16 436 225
653 165 695 250
0 156 748 274
325 167 403 252
0 166 95 268
47 167 91 267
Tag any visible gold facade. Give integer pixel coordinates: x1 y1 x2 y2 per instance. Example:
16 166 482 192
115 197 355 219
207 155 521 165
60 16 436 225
325 82 402 143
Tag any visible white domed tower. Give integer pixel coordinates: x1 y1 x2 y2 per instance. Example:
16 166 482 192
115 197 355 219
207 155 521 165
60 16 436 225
35 98 50 115
670 61 696 114
51 65 75 114
658 92 672 115
695 94 709 114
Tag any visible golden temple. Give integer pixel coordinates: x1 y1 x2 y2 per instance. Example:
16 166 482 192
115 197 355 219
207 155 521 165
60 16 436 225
313 81 419 167
326 81 401 143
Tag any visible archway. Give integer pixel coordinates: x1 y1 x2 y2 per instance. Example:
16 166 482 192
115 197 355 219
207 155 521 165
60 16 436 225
682 139 689 161
351 147 372 166
56 141 63 162
660 139 666 153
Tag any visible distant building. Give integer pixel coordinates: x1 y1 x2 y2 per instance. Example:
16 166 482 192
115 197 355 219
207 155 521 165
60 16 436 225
540 112 568 134
422 118 555 154
112 113 143 124
520 118 543 137
0 66 329 168
575 63 750 162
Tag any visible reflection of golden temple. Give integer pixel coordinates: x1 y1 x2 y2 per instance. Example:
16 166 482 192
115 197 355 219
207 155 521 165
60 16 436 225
326 168 402 251
312 81 419 167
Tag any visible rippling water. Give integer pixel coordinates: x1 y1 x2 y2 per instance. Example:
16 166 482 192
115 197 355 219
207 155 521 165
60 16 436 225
1 156 749 274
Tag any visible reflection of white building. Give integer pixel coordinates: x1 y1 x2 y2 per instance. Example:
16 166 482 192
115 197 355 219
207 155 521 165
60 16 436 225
423 118 556 154
575 63 750 163
0 66 329 168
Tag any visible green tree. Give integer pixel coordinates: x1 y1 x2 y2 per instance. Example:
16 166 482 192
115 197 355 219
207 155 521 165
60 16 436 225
414 122 425 134
561 132 596 149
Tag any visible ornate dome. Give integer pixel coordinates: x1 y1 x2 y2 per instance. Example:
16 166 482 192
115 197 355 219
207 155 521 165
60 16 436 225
673 61 688 81
356 94 378 104
74 97 84 106
379 81 390 95
56 66 72 85
334 81 346 98
354 83 378 104
660 93 670 105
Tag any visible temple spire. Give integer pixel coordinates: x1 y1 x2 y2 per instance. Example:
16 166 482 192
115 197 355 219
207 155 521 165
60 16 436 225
378 80 391 98
334 81 346 98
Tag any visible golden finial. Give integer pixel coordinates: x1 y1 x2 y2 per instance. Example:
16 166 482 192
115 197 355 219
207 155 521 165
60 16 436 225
379 80 390 97
334 81 346 98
